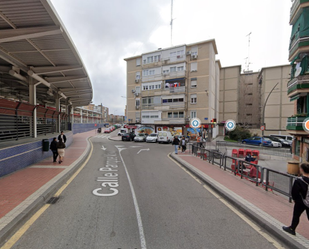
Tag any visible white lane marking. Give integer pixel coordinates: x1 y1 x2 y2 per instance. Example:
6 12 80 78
117 148 147 249
137 148 150 154
130 146 142 148
101 145 106 151
169 154 285 249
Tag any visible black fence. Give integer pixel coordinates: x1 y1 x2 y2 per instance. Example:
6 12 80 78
190 143 296 202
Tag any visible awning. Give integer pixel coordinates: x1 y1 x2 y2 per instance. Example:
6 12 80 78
165 78 185 83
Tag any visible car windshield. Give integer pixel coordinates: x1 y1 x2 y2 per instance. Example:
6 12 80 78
138 134 145 137
150 134 157 137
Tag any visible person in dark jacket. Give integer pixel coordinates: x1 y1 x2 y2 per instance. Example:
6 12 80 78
57 138 66 164
58 131 67 144
282 163 309 235
50 137 58 163
172 136 180 154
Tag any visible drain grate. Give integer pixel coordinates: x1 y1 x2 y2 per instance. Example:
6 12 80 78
47 197 60 204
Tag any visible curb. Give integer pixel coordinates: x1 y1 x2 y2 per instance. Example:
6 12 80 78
0 137 92 246
171 153 307 249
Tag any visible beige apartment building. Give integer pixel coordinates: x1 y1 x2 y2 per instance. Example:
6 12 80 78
219 64 293 135
124 39 220 138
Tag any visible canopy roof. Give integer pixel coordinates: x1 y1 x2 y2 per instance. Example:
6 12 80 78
0 0 93 106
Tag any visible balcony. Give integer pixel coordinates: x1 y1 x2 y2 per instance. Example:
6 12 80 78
290 0 309 22
286 115 308 134
287 74 309 96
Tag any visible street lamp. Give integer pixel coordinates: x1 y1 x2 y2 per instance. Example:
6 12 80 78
261 82 279 136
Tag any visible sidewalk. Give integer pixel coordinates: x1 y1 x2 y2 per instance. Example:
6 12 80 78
0 130 94 245
1 132 309 249
171 151 309 249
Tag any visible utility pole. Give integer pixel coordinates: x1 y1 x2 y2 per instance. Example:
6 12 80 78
262 82 279 136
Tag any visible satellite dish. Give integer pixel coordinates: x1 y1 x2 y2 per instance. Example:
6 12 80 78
295 67 302 77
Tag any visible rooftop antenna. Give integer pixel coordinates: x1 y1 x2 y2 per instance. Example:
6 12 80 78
245 32 252 71
170 0 174 47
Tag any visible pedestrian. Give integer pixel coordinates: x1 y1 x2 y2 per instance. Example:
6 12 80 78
50 137 58 163
172 136 180 154
181 137 186 153
282 163 309 235
57 137 66 164
58 131 67 144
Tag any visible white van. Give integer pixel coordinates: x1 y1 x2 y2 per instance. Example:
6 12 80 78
270 134 293 142
157 131 173 143
118 128 128 136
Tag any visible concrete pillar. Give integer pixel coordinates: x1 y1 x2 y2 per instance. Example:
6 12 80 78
87 110 89 123
28 78 37 138
55 95 60 132
80 109 83 123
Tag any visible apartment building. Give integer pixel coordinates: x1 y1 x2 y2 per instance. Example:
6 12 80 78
124 39 220 138
287 0 309 162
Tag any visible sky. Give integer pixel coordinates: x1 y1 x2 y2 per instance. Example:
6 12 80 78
49 0 292 115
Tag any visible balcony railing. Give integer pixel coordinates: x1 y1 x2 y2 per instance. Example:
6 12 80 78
286 116 307 131
287 74 309 94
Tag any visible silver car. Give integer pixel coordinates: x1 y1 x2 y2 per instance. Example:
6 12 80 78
134 133 147 142
146 133 158 143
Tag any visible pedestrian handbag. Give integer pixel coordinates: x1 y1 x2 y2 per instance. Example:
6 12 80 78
299 178 309 208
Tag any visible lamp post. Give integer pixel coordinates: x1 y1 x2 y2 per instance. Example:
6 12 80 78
261 82 279 136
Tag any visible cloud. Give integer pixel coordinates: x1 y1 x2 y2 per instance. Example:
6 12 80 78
50 0 292 115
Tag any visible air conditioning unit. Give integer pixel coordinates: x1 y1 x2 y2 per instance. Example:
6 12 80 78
135 92 139 97
135 79 139 83
191 55 198 59
186 51 191 55
191 70 197 72
135 106 140 110
132 89 136 93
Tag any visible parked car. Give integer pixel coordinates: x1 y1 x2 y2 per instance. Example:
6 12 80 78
146 133 158 143
270 134 293 143
269 136 291 148
122 133 135 141
104 127 111 133
263 137 282 147
157 131 173 143
241 136 272 146
134 133 147 142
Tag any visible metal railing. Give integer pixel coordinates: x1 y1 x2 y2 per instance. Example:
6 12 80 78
190 143 296 202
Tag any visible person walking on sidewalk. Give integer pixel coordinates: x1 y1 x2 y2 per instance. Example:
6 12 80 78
58 131 67 144
57 137 66 164
172 136 180 154
283 163 309 235
181 137 186 153
50 137 58 163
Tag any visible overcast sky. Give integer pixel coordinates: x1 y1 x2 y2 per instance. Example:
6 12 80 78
49 0 292 115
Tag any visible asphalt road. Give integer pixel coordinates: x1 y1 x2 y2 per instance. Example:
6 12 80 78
9 134 283 249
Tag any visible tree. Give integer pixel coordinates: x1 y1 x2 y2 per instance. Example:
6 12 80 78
228 126 251 141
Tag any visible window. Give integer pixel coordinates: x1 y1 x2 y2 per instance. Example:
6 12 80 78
154 55 161 62
177 66 184 71
173 112 178 118
168 112 172 118
149 70 155 75
190 111 197 118
136 72 140 79
179 112 184 118
135 86 140 93
136 98 140 107
191 94 197 104
170 67 176 72
136 58 141 66
191 80 197 88
163 70 169 74
147 56 153 63
191 62 197 72
143 70 148 76
170 51 176 57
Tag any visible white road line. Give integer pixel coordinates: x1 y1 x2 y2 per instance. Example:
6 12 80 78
137 148 150 154
101 145 106 150
117 147 147 249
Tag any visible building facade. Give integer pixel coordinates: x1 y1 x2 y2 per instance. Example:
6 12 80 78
287 0 309 162
124 40 220 138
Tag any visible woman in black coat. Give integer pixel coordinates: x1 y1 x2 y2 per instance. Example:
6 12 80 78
50 137 58 163
282 163 309 235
